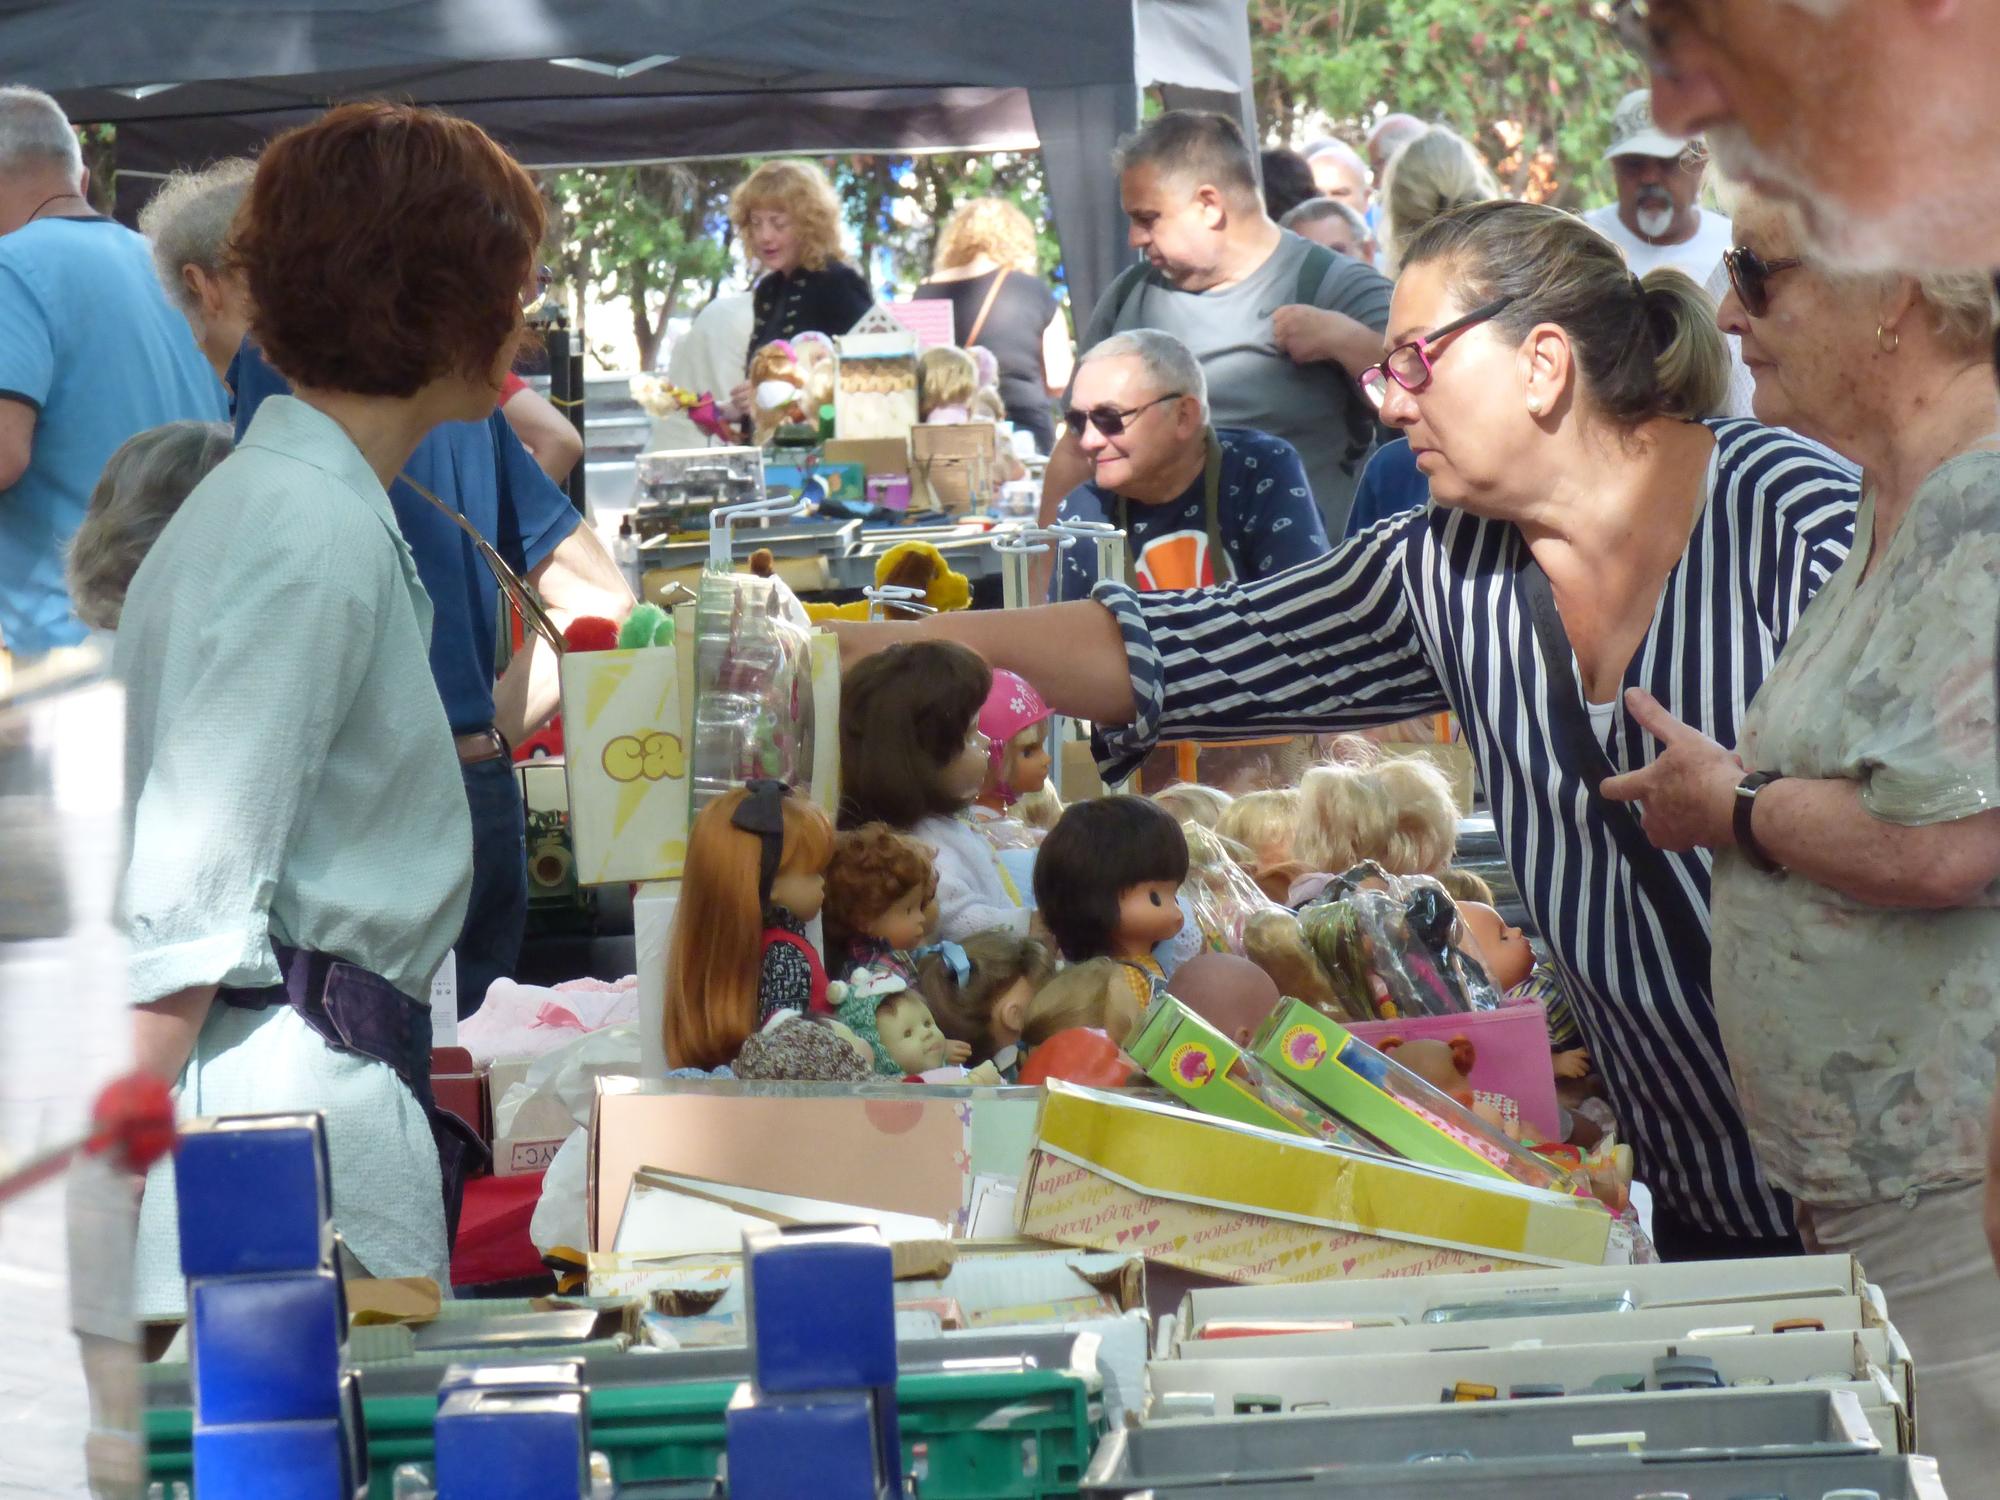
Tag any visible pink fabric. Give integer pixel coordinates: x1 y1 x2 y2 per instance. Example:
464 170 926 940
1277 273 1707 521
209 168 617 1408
979 670 1052 804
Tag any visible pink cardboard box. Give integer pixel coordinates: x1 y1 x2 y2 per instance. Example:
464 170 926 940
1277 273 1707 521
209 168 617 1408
1347 1002 1559 1141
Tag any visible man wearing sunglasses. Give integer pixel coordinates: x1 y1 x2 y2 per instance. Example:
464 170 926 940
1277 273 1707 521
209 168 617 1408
1035 110 1392 573
1048 330 1328 600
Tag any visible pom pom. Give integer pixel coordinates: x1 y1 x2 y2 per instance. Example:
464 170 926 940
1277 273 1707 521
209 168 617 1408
618 602 674 650
748 548 776 578
563 616 621 652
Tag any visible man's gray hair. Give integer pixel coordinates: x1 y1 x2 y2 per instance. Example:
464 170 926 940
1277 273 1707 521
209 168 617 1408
66 422 234 630
1079 329 1209 421
1280 196 1372 243
1305 137 1369 183
1112 110 1259 207
138 159 256 316
0 85 82 182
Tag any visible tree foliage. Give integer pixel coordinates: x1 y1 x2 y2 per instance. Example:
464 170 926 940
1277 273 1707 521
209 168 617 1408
1252 0 1642 207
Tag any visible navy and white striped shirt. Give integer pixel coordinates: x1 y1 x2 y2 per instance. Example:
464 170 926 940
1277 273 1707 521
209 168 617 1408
1097 420 1859 1240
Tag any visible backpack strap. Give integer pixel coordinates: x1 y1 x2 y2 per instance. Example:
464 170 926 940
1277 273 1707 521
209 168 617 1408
1293 241 1340 307
1107 261 1156 334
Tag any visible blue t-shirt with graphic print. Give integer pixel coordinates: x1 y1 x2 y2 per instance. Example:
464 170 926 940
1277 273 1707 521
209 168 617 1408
1051 427 1328 600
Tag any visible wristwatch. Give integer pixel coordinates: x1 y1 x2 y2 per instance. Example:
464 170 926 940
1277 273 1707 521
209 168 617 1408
1734 771 1785 874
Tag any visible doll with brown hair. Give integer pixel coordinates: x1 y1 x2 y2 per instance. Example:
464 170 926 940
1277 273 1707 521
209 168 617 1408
842 640 1034 943
1288 756 1460 908
1215 789 1305 904
917 344 980 424
1020 959 1150 1049
664 781 836 1071
1033 795 1190 1013
917 929 1058 1072
822 823 938 984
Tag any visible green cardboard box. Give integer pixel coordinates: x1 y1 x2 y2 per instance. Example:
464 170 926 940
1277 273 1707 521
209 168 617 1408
1250 999 1573 1194
1125 994 1384 1154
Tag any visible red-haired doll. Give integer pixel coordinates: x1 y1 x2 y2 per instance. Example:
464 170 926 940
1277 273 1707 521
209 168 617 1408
665 780 835 1071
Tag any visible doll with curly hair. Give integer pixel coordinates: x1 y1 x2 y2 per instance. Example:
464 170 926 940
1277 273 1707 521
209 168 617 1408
822 822 939 984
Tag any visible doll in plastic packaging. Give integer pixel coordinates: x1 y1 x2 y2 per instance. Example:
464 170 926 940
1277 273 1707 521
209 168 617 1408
822 823 938 984
1033 795 1190 1010
842 640 1032 942
1296 864 1501 1020
664 780 835 1071
916 930 1058 1076
1289 755 1460 908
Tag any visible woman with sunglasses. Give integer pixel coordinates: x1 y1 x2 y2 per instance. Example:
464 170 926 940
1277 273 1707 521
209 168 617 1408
1600 190 2000 1482
839 200 1860 1262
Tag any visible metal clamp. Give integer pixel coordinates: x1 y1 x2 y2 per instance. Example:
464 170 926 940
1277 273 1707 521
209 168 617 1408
862 584 936 621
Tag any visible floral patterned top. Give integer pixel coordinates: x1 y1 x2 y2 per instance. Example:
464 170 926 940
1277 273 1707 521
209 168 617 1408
1713 449 2000 1207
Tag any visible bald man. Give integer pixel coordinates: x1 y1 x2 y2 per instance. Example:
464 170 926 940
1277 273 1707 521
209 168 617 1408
1366 112 1427 184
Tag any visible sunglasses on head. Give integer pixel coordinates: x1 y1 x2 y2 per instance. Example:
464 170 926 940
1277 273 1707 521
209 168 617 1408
1062 392 1182 439
1722 246 1803 319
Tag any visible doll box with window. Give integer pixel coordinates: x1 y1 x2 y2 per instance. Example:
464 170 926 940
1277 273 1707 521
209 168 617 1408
1346 1003 1560 1141
835 310 921 441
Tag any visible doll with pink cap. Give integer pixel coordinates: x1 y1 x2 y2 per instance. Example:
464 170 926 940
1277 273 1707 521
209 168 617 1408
974 670 1053 816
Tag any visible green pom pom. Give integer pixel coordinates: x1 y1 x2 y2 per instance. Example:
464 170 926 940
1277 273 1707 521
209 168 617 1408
618 603 674 650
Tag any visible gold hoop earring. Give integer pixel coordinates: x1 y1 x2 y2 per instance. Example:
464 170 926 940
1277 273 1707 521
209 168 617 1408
1876 323 1901 354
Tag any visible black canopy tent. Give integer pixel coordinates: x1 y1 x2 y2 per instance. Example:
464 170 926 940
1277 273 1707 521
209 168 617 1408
5 0 1258 326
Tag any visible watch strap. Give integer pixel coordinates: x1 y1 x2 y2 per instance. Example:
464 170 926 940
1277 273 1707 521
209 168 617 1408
1734 770 1783 873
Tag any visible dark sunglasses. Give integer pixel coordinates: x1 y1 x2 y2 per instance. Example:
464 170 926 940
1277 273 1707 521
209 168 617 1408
1722 246 1803 319
1062 392 1181 440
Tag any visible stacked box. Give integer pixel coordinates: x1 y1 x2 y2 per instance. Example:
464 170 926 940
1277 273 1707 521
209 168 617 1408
176 1113 364 1499
725 1223 902 1499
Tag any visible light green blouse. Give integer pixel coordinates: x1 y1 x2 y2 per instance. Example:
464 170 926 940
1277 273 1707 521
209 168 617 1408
1714 448 2000 1208
117 395 472 1004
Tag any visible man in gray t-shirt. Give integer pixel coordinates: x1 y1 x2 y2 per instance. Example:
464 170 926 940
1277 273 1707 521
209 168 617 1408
1040 111 1393 549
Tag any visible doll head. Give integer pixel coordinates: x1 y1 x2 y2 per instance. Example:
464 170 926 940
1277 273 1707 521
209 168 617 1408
1242 907 1341 1011
1215 788 1303 903
1457 902 1533 991
917 930 1058 1062
1033 795 1189 963
1436 867 1495 908
665 782 834 1071
1021 958 1148 1048
917 345 979 422
1165 952 1281 1046
1295 756 1459 879
747 339 808 443
823 823 938 954
1013 785 1064 832
1152 782 1234 832
977 670 1053 808
837 968 953 1076
1379 1035 1478 1108
839 641 992 830
734 1013 874 1082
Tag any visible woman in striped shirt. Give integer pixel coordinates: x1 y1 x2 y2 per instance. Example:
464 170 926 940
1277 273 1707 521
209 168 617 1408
841 202 1859 1258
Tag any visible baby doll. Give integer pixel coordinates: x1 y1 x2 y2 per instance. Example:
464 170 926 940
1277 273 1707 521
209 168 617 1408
1152 782 1234 833
822 823 938 984
1020 959 1151 1049
664 780 835 1071
917 930 1058 1074
974 670 1053 816
1289 756 1460 908
1436 868 1495 908
917 345 979 424
1033 795 1190 1010
842 641 1031 943
1456 902 1534 992
836 968 973 1079
1215 789 1305 904
1164 951 1281 1047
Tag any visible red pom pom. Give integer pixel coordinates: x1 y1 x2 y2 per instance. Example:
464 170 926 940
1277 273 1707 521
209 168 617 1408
89 1072 177 1173
563 616 621 652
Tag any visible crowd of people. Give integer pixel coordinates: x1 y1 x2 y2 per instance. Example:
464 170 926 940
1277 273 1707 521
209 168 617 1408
1 0 1998 1483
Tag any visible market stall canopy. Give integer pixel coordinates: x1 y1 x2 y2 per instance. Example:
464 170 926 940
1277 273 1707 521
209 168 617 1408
4 0 1256 320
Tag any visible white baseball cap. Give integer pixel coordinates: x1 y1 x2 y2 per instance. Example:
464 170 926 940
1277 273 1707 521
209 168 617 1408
1602 88 1693 161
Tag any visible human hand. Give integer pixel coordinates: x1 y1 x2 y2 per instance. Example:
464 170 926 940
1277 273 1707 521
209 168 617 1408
1598 688 1743 852
726 381 753 418
1552 1047 1592 1081
943 1038 972 1065
1271 304 1339 366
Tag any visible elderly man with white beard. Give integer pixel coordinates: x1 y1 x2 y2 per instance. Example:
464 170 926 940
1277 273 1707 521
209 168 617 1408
1582 88 1734 285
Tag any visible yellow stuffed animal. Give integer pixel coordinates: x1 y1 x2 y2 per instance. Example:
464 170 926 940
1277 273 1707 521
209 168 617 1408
751 541 970 622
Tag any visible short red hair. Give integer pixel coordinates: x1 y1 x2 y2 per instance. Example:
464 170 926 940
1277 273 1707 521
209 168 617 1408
233 102 546 397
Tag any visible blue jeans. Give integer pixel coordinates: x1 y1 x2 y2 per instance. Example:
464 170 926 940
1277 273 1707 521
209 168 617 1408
456 754 528 1019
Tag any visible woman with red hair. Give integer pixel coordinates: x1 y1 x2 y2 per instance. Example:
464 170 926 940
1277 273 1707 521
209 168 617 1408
116 102 547 1313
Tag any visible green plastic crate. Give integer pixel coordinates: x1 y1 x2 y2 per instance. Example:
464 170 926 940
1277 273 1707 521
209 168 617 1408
146 1365 1101 1498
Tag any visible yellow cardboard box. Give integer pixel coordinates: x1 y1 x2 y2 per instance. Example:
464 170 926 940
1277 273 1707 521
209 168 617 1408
559 640 695 885
1016 1083 1610 1278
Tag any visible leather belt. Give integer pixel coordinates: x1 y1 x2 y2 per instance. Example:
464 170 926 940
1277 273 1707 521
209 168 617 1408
454 727 509 764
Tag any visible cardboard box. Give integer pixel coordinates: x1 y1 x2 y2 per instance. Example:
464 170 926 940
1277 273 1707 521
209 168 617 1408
1125 994 1389 1152
1346 1003 1560 1143
822 437 910 478
1017 1083 1612 1278
175 1114 332 1278
613 1170 955 1257
558 642 694 885
486 1056 624 1179
835 312 920 441
1251 1000 1576 1196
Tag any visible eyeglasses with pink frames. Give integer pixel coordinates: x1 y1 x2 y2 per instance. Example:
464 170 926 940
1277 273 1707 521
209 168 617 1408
1358 295 1516 411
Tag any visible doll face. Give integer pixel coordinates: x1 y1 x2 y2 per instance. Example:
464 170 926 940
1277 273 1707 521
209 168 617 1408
943 726 992 804
1003 725 1051 797
1458 902 1533 991
866 883 932 953
1116 880 1185 955
877 993 950 1073
768 866 826 922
